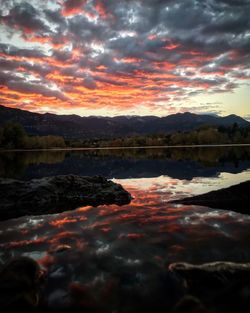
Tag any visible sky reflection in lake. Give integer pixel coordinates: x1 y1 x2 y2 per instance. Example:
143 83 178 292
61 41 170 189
0 149 250 312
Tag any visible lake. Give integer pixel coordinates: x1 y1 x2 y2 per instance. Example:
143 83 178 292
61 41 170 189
0 146 250 312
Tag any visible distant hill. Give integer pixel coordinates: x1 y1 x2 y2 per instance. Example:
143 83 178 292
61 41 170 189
0 105 249 139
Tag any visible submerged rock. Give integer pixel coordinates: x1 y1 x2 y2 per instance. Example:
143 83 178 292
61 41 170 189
172 295 208 313
170 261 250 313
0 256 45 311
170 261 250 291
171 180 250 214
0 175 132 221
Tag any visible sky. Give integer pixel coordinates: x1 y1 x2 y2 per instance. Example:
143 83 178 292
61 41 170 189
0 0 249 118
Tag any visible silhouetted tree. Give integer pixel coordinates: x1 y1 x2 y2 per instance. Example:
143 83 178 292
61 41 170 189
0 123 66 149
1 123 27 148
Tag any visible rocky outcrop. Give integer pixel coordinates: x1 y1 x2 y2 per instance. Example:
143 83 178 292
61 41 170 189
170 261 250 313
0 175 132 221
171 180 250 214
170 261 250 290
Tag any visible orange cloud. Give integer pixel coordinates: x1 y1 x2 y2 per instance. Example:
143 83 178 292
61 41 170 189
61 0 86 16
95 1 109 19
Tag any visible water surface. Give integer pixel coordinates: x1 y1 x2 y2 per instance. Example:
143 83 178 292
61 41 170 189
0 147 250 312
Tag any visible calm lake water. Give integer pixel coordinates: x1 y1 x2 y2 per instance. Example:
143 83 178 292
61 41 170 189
0 147 250 312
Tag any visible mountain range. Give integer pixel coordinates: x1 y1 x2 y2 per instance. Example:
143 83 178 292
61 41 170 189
0 105 249 139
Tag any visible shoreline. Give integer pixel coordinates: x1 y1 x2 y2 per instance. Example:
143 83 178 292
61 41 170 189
1 143 250 152
172 180 250 214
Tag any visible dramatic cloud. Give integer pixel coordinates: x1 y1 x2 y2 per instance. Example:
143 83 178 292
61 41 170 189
0 0 249 116
62 0 86 16
0 2 50 33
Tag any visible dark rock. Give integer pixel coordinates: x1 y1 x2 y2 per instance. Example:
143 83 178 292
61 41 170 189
172 295 208 313
0 175 132 221
171 180 250 214
169 261 250 313
169 261 250 294
0 256 45 311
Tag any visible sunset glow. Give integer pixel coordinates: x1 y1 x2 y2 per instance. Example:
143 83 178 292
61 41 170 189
0 0 249 117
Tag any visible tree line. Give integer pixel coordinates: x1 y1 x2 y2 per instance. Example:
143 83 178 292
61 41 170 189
67 123 250 148
0 123 66 149
1 122 250 149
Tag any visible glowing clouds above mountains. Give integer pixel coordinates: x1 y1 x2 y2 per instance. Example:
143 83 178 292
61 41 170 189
0 0 249 116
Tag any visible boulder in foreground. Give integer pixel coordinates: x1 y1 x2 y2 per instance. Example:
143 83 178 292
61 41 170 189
0 175 132 221
0 257 45 311
171 180 250 214
170 261 250 313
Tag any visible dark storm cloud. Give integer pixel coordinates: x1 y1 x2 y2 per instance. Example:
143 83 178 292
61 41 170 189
0 59 18 71
0 67 67 102
0 52 51 79
107 36 166 59
0 43 46 59
68 14 112 42
0 2 50 33
0 63 66 101
202 5 250 35
52 49 72 62
44 9 67 29
82 77 97 89
0 70 23 85
7 80 68 101
216 0 250 6
159 1 211 31
94 75 129 86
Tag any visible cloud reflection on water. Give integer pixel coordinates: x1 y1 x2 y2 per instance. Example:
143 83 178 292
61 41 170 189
0 172 250 311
